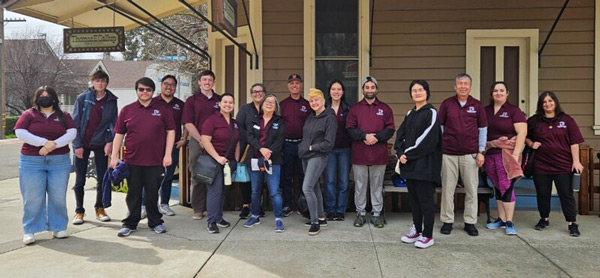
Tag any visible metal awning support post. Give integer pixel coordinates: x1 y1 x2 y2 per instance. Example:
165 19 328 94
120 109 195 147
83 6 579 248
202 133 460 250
179 0 255 69
241 0 259 69
538 0 569 67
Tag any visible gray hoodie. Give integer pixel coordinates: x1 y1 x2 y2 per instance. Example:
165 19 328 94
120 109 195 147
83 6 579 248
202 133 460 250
298 107 338 159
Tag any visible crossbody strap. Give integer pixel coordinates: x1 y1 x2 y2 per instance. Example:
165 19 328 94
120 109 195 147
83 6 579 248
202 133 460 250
224 118 236 159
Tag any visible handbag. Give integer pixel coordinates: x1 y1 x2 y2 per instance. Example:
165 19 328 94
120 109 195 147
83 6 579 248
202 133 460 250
194 121 236 185
233 145 251 183
521 116 538 178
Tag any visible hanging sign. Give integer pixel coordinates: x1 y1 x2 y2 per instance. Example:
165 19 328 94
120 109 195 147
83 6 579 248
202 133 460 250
213 0 237 37
63 27 125 53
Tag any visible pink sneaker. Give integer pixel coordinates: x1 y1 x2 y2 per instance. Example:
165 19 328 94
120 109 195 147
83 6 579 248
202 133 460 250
415 236 434 249
401 225 420 243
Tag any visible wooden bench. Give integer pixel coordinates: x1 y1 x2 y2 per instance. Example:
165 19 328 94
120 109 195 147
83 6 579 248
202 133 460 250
383 181 493 194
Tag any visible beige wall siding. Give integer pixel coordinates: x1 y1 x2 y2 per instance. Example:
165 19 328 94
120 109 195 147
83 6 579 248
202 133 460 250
262 0 304 101
371 0 599 149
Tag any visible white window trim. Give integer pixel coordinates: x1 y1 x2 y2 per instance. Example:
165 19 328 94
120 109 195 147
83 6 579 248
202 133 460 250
466 29 539 114
303 0 369 99
594 0 600 135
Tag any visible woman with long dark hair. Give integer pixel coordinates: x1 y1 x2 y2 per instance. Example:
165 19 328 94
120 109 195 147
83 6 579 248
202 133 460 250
15 86 76 245
525 91 584 237
323 80 352 221
483 82 527 235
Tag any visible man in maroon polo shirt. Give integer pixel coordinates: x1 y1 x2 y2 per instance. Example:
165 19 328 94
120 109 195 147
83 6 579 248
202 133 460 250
140 75 188 218
438 73 488 237
111 77 175 237
182 70 221 220
279 73 310 216
346 76 395 228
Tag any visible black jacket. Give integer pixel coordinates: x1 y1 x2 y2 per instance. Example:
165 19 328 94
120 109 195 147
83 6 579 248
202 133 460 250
244 114 285 165
236 102 259 152
298 108 337 159
394 103 442 184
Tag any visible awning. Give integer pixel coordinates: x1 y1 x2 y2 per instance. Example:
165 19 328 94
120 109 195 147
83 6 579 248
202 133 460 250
2 0 206 30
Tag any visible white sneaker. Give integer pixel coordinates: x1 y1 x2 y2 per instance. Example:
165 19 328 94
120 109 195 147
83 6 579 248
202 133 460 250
23 233 35 245
159 204 176 216
141 205 147 219
401 225 420 243
415 235 434 249
53 230 69 239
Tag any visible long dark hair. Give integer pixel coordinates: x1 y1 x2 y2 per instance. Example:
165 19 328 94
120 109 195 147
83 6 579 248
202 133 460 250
327 79 347 105
33 86 67 127
489 81 509 105
535 91 564 117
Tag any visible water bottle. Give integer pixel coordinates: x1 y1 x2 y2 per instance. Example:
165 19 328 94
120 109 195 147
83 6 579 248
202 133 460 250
223 163 232 186
572 172 581 192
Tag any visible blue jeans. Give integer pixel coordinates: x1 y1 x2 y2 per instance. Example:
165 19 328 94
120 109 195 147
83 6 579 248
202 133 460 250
142 146 180 205
282 141 304 209
19 154 71 234
323 148 351 214
251 165 283 218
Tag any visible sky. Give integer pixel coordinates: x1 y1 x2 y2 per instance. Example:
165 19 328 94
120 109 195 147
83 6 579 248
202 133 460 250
4 9 123 60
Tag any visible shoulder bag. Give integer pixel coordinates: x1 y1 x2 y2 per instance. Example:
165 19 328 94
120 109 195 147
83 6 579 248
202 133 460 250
194 121 236 185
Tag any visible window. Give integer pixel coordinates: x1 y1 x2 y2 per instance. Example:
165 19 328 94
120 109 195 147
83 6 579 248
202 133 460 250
315 0 359 104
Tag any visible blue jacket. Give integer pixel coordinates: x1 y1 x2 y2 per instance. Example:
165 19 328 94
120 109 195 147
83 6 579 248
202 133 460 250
102 161 130 208
72 88 118 149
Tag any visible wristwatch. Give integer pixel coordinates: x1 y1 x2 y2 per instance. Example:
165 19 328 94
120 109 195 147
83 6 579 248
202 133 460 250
478 151 486 155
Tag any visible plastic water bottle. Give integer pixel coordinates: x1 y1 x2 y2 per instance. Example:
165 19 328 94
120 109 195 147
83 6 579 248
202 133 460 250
223 163 232 186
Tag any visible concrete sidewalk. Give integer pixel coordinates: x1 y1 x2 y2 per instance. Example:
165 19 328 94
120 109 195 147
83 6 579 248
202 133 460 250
1 175 599 278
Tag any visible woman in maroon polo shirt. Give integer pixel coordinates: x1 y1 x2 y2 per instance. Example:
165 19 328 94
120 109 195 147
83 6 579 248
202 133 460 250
525 91 584 237
483 82 527 235
15 86 76 245
111 77 175 237
201 93 240 234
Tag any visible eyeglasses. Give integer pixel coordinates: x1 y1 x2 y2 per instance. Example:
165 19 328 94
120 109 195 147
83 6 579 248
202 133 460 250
411 88 425 93
137 87 153 93
163 83 176 88
251 90 264 94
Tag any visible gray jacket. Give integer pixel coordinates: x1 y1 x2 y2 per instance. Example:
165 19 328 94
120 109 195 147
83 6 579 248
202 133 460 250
298 107 337 159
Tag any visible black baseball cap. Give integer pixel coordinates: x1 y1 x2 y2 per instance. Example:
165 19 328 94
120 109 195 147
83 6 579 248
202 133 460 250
288 73 302 83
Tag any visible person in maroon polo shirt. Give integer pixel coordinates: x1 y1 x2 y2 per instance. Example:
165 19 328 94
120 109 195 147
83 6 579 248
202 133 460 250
182 70 221 220
71 70 118 225
201 93 240 234
438 73 488 237
483 82 527 235
346 76 395 229
525 91 583 237
140 75 188 218
111 78 175 237
15 86 76 245
279 73 310 217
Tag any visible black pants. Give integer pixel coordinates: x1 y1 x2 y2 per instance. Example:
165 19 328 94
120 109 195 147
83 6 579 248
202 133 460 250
74 146 108 213
122 165 165 229
406 179 436 238
241 181 251 205
533 173 577 222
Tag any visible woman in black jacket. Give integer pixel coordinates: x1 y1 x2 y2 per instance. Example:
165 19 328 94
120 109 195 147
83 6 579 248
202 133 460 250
394 79 442 249
242 94 286 233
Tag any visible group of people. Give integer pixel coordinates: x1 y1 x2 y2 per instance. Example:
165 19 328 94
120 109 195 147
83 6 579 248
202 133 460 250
15 69 585 248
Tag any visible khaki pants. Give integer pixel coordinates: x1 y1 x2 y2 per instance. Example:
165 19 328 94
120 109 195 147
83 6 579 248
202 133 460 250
440 154 479 224
353 164 386 215
189 138 207 213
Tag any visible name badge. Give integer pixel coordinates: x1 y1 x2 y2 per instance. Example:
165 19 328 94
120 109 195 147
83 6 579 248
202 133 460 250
272 123 279 130
253 124 260 130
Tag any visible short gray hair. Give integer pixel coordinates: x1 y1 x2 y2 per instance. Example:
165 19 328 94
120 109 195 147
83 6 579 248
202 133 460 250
454 73 472 84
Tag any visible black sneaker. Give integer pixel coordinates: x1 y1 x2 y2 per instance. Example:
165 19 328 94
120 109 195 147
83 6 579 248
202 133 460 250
259 208 266 218
217 219 230 228
464 224 479 236
305 219 328 227
282 207 293 217
308 223 320 236
440 222 453 234
568 223 580 237
239 206 250 219
207 222 219 234
326 213 336 221
535 219 550 231
335 213 345 221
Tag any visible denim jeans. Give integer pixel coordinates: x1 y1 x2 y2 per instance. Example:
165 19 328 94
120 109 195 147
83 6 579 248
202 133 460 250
142 146 180 205
73 146 108 213
250 165 283 218
19 154 71 234
323 148 351 214
281 141 304 209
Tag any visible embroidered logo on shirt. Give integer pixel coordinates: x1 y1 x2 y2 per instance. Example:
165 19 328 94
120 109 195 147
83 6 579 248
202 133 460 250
272 123 279 130
499 112 509 118
151 110 162 117
300 105 308 112
467 106 477 114
234 123 238 129
173 104 181 110
557 121 567 129
53 118 60 122
214 102 220 109
376 109 384 116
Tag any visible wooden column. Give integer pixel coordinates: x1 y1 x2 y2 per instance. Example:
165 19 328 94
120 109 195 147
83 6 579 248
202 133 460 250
578 145 589 215
179 143 192 207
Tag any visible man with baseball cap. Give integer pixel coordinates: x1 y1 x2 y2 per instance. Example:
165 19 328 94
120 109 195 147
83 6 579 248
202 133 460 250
346 76 395 228
279 73 310 216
